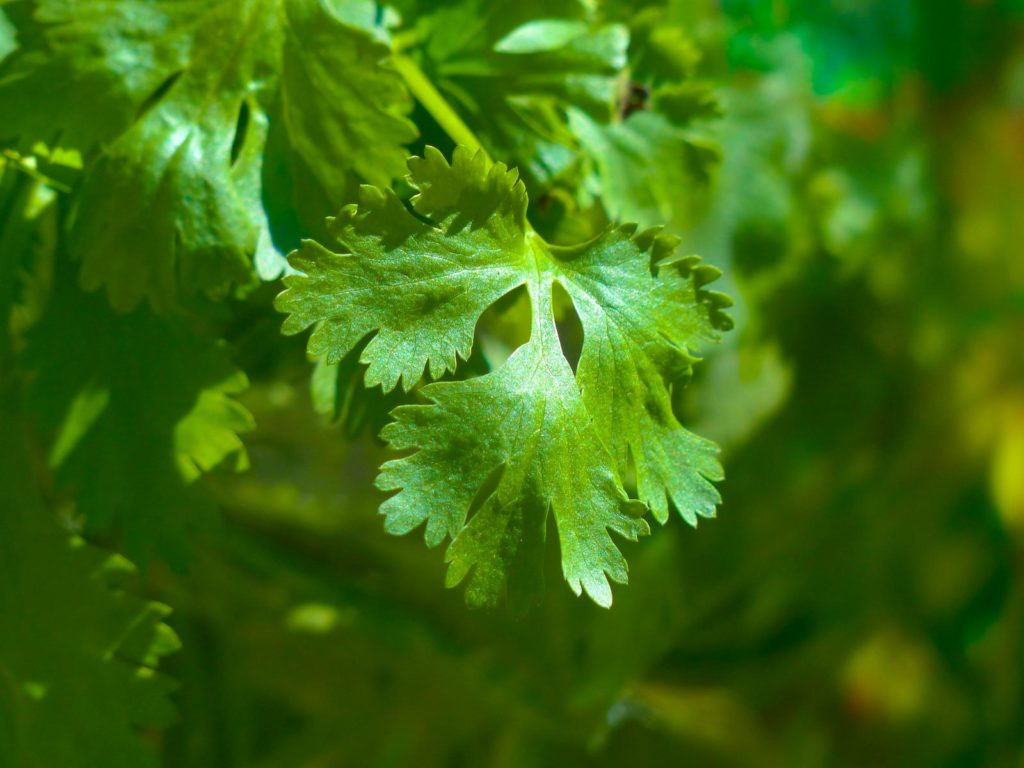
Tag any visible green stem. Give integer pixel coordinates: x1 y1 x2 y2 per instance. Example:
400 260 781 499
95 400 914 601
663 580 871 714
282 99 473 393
391 51 542 235
392 54 490 160
1 151 71 193
390 27 422 53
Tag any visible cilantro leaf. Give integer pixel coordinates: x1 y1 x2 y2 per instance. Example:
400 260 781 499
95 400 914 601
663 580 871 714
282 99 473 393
570 105 719 227
574 6 724 227
281 149 527 392
0 0 416 310
277 146 730 606
24 267 253 563
404 0 627 189
0 0 198 154
0 404 178 768
381 284 650 608
281 0 417 194
556 223 732 525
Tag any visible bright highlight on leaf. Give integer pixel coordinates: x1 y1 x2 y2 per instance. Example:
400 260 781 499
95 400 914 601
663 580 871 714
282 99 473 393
277 146 732 607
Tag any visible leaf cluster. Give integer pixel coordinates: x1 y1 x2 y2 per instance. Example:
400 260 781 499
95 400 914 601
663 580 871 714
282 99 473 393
0 0 732 762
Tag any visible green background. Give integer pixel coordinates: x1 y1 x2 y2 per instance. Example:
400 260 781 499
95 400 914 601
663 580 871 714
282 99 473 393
2 0 1023 765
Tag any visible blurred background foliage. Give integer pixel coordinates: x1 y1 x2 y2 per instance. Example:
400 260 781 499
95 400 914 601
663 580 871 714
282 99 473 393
175 2 1024 764
3 0 1024 765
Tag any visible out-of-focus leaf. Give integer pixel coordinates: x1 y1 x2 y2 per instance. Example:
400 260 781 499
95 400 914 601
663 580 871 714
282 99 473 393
403 0 626 189
0 403 179 768
0 0 416 310
23 264 253 563
571 106 719 227
0 8 15 62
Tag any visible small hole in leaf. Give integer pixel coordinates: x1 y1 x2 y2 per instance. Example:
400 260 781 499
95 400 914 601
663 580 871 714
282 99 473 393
467 463 505 520
230 100 251 167
551 281 584 374
136 70 184 119
474 283 532 371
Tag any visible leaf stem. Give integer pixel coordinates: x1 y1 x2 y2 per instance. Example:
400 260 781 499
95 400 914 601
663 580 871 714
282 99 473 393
1 150 71 193
390 51 543 235
390 27 422 53
392 53 490 160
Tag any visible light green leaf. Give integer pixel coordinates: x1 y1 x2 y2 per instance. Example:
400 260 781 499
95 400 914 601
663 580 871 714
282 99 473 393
381 281 650 608
556 223 732 524
280 149 528 391
0 9 15 62
277 146 730 606
494 19 591 54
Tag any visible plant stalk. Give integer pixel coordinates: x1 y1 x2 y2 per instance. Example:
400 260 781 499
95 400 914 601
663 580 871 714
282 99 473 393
392 53 490 160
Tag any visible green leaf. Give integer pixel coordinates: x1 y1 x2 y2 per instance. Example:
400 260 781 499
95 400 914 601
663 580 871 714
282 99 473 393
71 74 275 312
277 146 730 606
574 15 723 227
281 0 417 194
0 0 199 153
570 105 720 227
381 284 650 609
24 268 253 563
563 4 724 228
406 0 627 189
0 9 15 62
0 0 416 310
281 149 528 392
494 19 593 54
557 223 731 525
0 405 178 768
